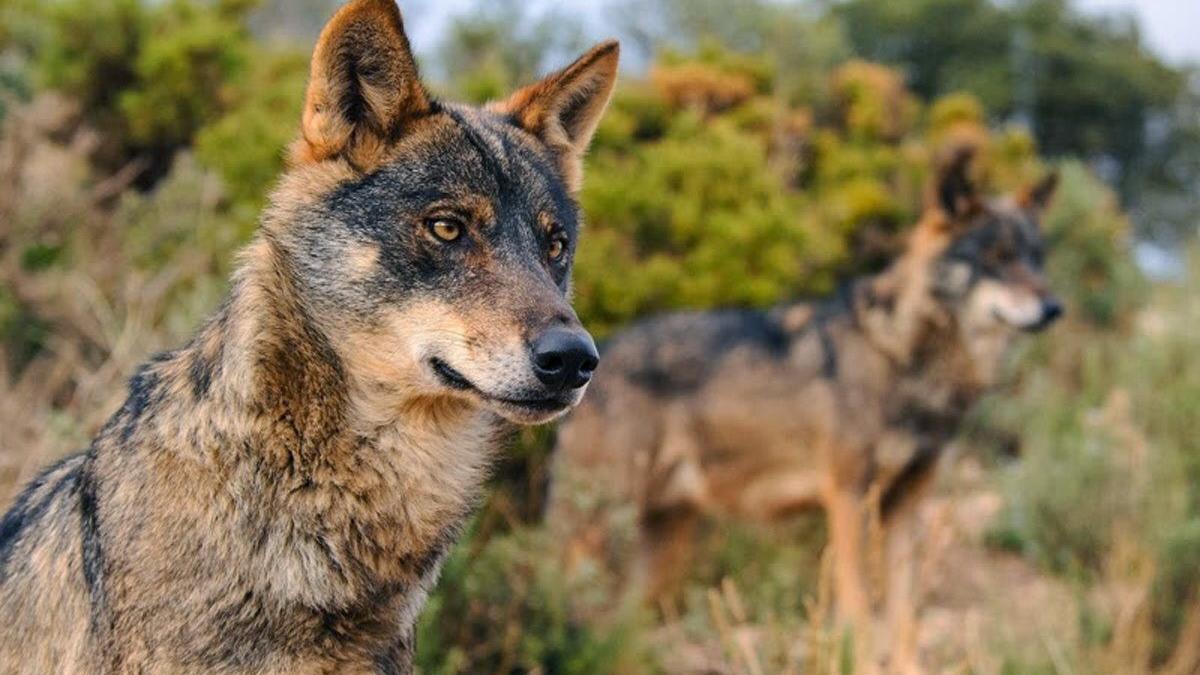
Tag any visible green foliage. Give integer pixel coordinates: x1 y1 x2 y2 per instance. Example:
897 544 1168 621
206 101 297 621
578 111 833 335
31 0 256 175
194 50 308 209
829 60 918 142
0 288 49 374
0 0 43 120
116 1 250 150
1041 161 1145 327
435 0 587 103
416 526 655 675
622 0 851 105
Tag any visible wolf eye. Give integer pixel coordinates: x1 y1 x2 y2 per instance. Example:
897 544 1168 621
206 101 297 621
427 218 463 243
548 233 568 262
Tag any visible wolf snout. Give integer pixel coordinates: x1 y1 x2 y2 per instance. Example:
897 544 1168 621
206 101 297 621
531 328 599 391
1042 297 1064 322
1031 296 1064 331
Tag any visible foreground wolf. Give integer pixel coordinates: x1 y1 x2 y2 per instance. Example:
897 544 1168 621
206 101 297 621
0 1 617 672
549 148 1060 670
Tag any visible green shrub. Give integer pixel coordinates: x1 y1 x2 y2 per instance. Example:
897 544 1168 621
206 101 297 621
1042 161 1146 328
194 50 308 209
987 263 1200 660
416 526 655 675
33 0 255 175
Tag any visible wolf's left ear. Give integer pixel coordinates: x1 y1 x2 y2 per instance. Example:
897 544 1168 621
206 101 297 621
492 40 620 193
1017 171 1059 214
296 0 432 170
929 145 982 222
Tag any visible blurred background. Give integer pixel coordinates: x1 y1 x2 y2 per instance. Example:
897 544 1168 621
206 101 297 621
1 0 1197 672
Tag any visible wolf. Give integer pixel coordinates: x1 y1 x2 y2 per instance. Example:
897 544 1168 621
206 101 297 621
547 147 1061 672
0 1 618 672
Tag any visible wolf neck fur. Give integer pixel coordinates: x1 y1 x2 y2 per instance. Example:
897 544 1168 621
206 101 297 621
852 249 988 400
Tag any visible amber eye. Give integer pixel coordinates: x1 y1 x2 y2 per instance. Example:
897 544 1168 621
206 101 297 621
427 219 462 243
548 233 568 262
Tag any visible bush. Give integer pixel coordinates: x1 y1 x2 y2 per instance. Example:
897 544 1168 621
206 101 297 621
1041 161 1146 328
416 526 655 675
31 0 256 178
194 50 308 210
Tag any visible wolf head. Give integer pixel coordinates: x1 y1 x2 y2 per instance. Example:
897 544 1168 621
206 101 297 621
925 147 1062 336
264 0 618 424
857 146 1064 381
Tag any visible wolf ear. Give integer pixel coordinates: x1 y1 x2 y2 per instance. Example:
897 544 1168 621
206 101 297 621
1017 171 1059 214
929 145 981 222
296 0 432 170
491 40 620 193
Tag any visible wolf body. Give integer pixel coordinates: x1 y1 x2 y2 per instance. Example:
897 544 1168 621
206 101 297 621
0 1 618 672
548 150 1061 671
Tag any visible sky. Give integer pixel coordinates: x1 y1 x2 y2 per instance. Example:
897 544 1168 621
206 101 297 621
1074 0 1200 65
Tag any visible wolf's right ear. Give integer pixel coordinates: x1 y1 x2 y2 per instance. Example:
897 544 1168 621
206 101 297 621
1017 171 1059 214
491 41 620 193
929 145 981 222
295 0 432 170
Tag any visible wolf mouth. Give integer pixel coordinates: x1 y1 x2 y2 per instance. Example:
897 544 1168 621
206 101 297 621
990 307 1051 333
430 358 570 412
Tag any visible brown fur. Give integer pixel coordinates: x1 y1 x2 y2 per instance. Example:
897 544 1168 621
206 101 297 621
0 2 618 672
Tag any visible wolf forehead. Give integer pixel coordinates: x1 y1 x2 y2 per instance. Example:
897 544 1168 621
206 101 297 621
944 201 1046 268
321 104 581 241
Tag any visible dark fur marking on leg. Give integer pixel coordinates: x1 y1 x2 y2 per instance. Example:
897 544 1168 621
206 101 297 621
881 445 938 516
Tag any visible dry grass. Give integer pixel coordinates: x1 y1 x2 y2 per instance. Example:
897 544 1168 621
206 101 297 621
0 95 231 503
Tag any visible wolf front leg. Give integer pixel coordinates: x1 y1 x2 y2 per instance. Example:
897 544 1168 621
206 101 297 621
823 483 879 674
638 505 700 609
881 464 938 675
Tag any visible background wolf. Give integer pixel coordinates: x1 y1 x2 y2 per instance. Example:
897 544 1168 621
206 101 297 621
548 148 1062 672
0 0 618 672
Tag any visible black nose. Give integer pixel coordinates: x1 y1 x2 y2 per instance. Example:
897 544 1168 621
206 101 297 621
531 329 599 391
1041 298 1064 324
1033 297 1064 331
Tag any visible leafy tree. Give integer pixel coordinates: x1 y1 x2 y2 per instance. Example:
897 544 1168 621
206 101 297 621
1125 69 1200 243
833 0 1187 203
434 0 588 103
618 0 850 105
